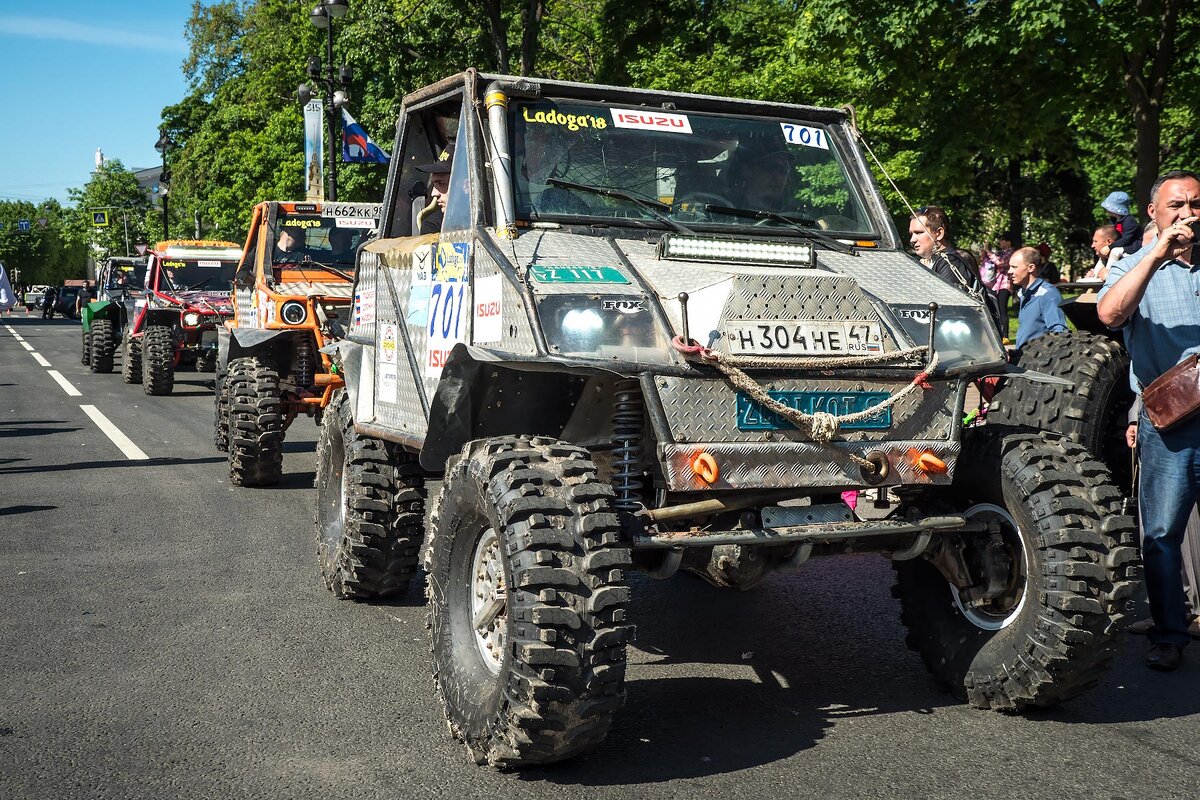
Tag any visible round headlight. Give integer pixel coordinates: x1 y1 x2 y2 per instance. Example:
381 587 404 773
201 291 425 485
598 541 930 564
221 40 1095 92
182 312 200 326
280 301 307 326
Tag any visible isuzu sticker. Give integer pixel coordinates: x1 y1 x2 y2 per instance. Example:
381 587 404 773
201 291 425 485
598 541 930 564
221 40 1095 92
434 242 469 282
610 109 693 134
353 284 376 325
522 106 609 130
425 281 469 379
780 123 830 150
529 265 630 284
473 275 503 343
380 323 398 365
335 217 375 229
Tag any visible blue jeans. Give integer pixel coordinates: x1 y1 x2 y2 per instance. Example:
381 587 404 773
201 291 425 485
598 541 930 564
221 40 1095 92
1138 409 1200 648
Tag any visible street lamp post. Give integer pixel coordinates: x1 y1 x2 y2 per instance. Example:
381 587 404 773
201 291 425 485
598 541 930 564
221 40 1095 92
154 129 175 240
297 0 351 201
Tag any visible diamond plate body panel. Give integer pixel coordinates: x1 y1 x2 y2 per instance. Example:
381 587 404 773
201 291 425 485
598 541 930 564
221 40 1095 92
506 231 643 296
818 249 971 306
233 287 254 329
654 376 960 443
349 252 379 340
660 440 959 491
371 249 428 439
474 237 539 356
273 282 354 299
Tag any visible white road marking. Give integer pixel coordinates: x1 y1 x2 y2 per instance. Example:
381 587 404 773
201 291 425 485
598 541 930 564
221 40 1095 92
31 352 51 367
2 324 13 333
80 405 148 460
19 341 33 351
12 334 24 342
47 370 82 397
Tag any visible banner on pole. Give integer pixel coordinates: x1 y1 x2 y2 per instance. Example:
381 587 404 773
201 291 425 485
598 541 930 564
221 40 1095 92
304 99 325 201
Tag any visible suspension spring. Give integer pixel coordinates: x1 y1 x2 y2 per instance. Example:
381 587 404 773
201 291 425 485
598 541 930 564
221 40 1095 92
294 332 315 389
611 378 644 512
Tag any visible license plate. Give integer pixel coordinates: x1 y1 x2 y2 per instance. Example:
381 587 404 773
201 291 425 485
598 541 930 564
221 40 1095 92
724 320 883 355
736 390 892 431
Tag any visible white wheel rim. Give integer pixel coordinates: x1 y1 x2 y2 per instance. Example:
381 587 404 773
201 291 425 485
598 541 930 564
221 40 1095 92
470 527 507 674
950 503 1029 631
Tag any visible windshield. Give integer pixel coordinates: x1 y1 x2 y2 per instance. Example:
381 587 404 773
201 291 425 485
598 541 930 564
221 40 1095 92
511 100 873 235
271 210 374 270
106 262 146 289
158 258 238 291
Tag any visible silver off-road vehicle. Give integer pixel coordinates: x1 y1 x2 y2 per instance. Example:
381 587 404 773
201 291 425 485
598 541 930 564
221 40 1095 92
316 70 1137 768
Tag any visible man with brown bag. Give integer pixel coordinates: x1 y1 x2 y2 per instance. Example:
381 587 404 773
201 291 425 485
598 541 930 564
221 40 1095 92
1098 169 1200 671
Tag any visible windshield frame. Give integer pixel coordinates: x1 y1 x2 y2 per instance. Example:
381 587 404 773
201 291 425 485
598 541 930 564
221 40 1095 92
154 256 239 292
508 97 880 240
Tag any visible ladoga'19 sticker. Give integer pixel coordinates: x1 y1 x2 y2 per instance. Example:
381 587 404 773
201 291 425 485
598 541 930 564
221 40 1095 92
433 242 469 282
780 123 829 150
610 109 693 134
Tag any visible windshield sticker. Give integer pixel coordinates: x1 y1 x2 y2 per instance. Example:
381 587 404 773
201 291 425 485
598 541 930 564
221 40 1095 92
434 242 470 282
353 284 376 326
473 275 503 343
426 281 469 378
529 265 630 284
780 123 830 150
282 218 322 229
522 106 609 131
197 260 221 268
611 110 693 134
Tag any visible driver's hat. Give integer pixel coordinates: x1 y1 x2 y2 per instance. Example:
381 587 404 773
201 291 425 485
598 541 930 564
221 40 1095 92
417 144 455 174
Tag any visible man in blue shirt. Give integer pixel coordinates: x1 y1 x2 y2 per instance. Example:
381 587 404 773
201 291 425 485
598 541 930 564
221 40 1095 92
1010 246 1068 350
1098 169 1200 671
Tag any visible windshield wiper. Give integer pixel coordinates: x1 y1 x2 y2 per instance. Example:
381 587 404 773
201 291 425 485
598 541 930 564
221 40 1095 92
547 178 694 234
704 205 855 254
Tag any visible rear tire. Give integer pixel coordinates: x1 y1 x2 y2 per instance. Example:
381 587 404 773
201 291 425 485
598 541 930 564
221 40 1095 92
893 430 1137 710
89 319 116 373
121 334 142 384
428 436 633 767
314 390 424 599
141 324 175 395
195 349 217 373
227 356 284 486
81 327 91 366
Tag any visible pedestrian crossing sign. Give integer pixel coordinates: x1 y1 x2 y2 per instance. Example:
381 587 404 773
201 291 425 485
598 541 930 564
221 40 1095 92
92 211 110 227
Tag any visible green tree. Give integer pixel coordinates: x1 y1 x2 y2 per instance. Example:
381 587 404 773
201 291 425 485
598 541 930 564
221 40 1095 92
66 160 155 257
0 200 87 286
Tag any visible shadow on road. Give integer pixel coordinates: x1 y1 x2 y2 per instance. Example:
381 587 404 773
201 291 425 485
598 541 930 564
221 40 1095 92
0 504 56 516
0 455 225 475
0 425 82 438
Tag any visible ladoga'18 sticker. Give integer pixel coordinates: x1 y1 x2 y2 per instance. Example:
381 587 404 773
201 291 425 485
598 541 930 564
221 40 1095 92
780 123 829 150
610 109 693 134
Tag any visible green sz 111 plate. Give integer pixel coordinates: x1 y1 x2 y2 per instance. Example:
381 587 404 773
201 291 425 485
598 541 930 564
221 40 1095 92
736 390 892 431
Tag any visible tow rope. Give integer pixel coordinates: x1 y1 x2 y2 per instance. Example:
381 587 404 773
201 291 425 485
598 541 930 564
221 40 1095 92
670 337 938 471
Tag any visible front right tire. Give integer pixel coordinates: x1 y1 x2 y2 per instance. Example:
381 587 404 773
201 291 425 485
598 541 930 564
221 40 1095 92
121 334 142 384
141 324 175 395
428 436 633 767
227 356 284 486
89 318 116 373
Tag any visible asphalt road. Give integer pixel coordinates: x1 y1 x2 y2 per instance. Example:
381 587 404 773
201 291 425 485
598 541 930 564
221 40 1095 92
2 315 1198 800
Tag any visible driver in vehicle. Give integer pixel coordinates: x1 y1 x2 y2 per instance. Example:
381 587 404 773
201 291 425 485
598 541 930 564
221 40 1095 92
276 226 307 260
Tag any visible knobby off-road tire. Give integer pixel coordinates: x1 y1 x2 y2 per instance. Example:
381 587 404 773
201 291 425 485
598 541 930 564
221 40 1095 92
213 369 230 452
89 319 116 373
314 390 424 599
988 331 1134 489
121 334 142 384
141 324 175 395
81 327 91 366
893 430 1138 711
227 356 284 487
428 436 634 768
195 349 217 373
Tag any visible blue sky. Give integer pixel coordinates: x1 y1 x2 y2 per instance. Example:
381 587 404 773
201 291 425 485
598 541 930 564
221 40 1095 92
0 2 195 205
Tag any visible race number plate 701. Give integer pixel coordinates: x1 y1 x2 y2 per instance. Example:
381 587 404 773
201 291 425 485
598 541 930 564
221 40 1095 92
724 320 883 356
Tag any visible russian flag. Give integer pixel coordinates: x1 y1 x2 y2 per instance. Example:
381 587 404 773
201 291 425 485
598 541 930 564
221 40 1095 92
341 109 390 164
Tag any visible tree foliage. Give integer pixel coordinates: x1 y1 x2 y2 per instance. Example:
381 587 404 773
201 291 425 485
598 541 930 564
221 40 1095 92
0 200 87 286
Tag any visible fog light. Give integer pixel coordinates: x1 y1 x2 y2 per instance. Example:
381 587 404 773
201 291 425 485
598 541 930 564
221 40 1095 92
182 312 200 326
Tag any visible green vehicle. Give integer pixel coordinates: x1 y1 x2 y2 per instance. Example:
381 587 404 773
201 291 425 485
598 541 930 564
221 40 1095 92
81 257 146 373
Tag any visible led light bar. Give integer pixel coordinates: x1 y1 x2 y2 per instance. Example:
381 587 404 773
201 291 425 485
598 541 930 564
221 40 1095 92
162 246 243 261
659 234 814 266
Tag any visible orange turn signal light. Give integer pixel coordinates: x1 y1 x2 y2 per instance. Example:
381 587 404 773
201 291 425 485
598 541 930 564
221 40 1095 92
907 449 947 474
690 452 719 484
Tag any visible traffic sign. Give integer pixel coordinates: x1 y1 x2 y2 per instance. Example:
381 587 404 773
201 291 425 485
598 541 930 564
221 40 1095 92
135 243 148 255
92 211 109 227
18 219 30 232
36 217 48 228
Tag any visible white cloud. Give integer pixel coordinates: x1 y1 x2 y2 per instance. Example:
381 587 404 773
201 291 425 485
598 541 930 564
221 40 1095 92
0 16 186 54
